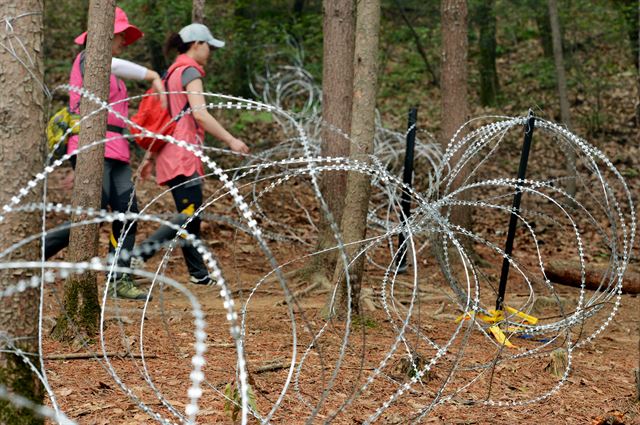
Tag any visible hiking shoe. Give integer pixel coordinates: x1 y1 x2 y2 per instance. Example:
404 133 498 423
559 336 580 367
189 274 215 286
111 274 152 301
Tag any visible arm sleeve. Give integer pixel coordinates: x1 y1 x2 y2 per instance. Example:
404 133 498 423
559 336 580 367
111 58 148 80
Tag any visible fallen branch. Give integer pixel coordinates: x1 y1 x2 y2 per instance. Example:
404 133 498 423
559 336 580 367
44 352 158 360
255 362 287 374
545 261 640 294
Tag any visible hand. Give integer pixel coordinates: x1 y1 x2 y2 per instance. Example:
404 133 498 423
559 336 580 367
140 158 154 181
62 169 74 190
228 138 249 155
151 77 168 110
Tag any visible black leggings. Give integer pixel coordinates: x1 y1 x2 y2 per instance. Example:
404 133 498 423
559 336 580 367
138 174 208 279
45 159 139 270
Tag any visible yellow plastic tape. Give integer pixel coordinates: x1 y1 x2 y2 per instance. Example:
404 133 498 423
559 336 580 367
504 305 539 325
489 325 514 348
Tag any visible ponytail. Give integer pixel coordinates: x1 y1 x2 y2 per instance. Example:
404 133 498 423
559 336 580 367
163 32 193 58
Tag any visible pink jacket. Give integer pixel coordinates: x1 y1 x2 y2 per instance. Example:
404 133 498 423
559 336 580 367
67 52 131 163
155 54 206 185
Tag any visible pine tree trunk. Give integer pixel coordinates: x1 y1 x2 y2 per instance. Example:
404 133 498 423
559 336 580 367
312 0 355 274
532 0 554 57
231 1 254 98
328 0 380 319
441 0 471 232
293 0 305 16
145 0 167 72
192 0 205 24
478 0 499 106
0 1 45 422
55 0 115 340
548 0 577 198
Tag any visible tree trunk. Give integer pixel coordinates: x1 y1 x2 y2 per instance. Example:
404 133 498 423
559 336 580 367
477 0 499 106
441 0 471 232
0 1 45 422
144 0 167 72
532 0 554 57
548 0 577 198
192 0 205 24
613 0 639 71
311 0 355 275
328 0 380 319
293 0 305 16
55 0 115 340
231 1 254 98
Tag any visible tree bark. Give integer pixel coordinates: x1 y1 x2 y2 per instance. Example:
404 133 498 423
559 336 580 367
441 0 471 232
613 0 639 71
548 0 577 198
231 1 254 98
56 0 115 340
328 0 380 319
192 0 205 24
0 1 45 422
477 0 499 106
531 0 554 57
144 0 167 72
312 0 355 275
293 0 305 16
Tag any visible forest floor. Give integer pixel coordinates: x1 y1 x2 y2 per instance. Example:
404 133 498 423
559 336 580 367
40 161 640 424
40 264 639 425
39 39 640 422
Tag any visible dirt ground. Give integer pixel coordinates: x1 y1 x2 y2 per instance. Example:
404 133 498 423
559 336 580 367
39 116 640 423
41 248 640 424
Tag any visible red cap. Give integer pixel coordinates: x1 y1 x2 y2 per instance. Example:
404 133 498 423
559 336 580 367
74 7 143 46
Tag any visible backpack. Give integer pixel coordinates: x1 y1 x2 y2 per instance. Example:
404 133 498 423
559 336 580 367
45 52 86 161
46 106 80 160
129 68 189 153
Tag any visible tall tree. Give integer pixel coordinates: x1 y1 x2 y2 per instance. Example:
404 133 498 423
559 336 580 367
329 0 380 318
548 0 577 198
0 1 45 422
528 0 554 57
192 0 205 24
611 0 639 126
144 0 167 72
304 0 355 287
613 0 639 71
55 0 115 339
293 0 305 16
476 0 499 106
441 0 471 231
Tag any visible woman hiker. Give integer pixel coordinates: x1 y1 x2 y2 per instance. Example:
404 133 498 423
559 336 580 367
135 23 249 285
45 6 166 301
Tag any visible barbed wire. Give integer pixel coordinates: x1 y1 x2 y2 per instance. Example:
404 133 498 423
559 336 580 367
0 34 636 425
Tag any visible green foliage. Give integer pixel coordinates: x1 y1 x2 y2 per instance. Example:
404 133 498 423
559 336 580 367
232 111 274 133
223 381 258 422
41 0 636 140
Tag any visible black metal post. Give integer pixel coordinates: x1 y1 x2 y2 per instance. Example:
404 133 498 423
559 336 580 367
397 107 417 273
495 111 536 311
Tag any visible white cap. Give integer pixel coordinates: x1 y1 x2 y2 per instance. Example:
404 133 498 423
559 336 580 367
179 23 225 48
